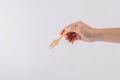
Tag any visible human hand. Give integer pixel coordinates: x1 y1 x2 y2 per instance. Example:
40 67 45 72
60 21 96 43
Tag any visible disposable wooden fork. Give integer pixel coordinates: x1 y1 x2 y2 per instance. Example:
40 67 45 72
49 31 67 49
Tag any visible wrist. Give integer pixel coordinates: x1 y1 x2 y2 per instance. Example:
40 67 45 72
93 28 104 42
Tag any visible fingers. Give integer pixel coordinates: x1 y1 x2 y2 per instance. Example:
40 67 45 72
60 22 80 35
60 21 83 43
65 32 79 43
60 26 75 36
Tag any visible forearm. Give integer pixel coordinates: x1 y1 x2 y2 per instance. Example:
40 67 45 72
94 28 120 43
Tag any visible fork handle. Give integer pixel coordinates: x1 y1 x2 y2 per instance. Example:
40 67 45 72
59 31 67 39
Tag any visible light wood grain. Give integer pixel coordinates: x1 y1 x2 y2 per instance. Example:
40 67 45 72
49 31 67 49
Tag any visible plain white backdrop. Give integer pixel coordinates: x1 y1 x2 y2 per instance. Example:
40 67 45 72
0 0 120 80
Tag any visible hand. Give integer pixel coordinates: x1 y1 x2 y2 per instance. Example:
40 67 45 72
60 21 96 43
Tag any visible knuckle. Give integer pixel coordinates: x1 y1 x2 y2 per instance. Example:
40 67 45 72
76 21 82 23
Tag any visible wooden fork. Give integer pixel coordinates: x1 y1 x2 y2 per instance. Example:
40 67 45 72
49 31 67 49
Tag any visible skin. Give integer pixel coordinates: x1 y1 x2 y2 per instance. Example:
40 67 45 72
60 21 120 43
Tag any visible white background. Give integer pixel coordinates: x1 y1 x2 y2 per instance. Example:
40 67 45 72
1 0 120 80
